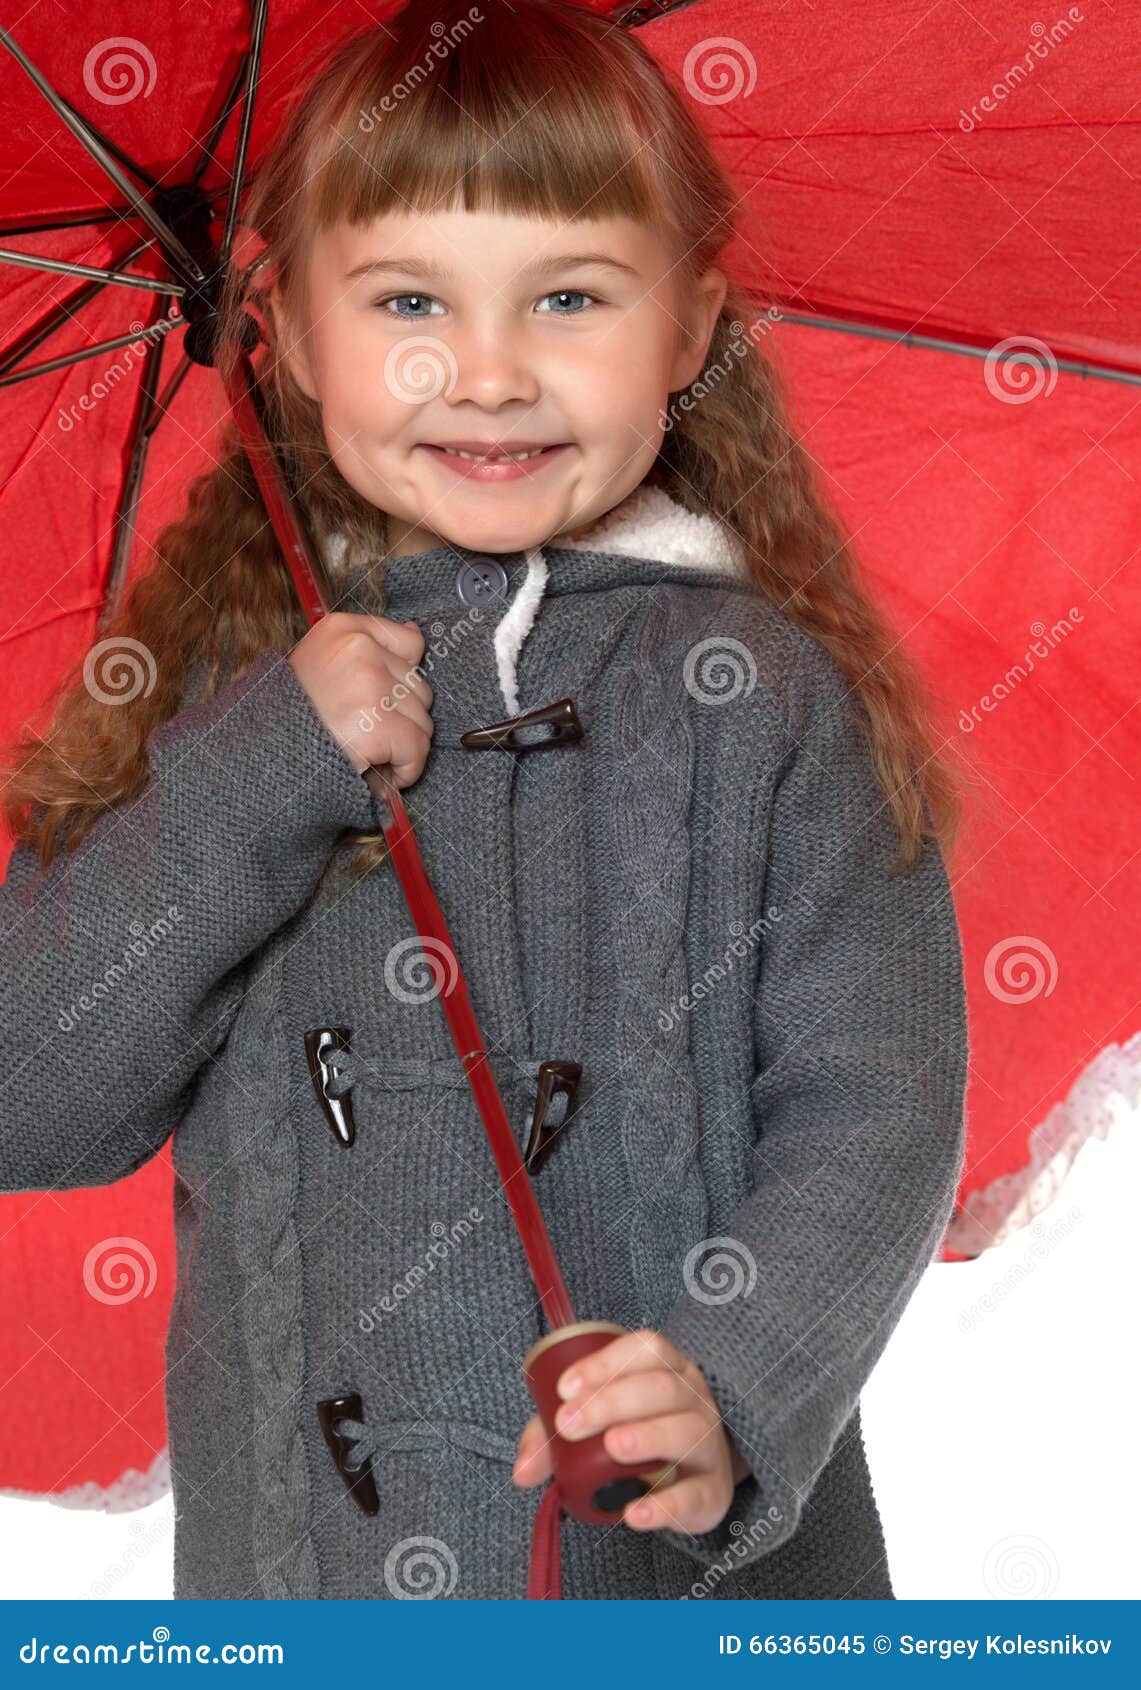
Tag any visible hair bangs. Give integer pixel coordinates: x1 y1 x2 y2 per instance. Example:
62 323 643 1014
305 15 677 241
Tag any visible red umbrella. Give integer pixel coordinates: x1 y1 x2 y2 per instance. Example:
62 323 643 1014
1 0 1138 1532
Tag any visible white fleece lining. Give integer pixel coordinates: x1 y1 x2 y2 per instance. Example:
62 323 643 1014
490 486 746 715
321 486 746 718
556 483 747 574
492 547 549 718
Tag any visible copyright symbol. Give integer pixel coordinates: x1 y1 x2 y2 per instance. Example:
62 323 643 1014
874 1636 892 1653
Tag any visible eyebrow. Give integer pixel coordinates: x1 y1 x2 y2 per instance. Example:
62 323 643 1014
343 251 641 284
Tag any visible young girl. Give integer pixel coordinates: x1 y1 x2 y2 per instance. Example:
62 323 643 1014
0 0 968 1601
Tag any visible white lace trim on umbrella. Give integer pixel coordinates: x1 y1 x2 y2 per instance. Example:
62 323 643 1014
944 1030 1141 1257
0 1446 170 1513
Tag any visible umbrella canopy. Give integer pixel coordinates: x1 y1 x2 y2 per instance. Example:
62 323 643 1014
1 0 1137 1509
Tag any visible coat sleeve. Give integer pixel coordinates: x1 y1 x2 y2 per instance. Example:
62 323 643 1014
658 649 969 1573
0 648 385 1193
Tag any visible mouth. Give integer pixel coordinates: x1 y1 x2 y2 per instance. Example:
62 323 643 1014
417 442 572 481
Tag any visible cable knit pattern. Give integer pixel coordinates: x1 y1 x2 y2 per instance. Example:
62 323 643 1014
231 943 320 1600
610 593 710 1328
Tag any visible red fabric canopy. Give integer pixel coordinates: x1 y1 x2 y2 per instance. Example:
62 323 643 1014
1 0 1137 1508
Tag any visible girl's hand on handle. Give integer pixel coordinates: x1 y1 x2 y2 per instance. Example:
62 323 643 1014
288 612 434 787
512 1328 751 1534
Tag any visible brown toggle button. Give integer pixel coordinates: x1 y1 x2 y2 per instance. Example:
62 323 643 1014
316 1392 380 1516
460 697 583 753
524 1060 582 1174
305 1027 357 1148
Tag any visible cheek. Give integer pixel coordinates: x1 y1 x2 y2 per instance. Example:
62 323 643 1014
556 328 675 440
307 314 405 437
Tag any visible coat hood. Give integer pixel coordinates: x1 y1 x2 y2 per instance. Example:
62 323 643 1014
326 483 748 719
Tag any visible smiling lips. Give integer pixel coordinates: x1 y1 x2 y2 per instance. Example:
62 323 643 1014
418 441 571 481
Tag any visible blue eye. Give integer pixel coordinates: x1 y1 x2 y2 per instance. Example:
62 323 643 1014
375 294 443 318
536 290 596 315
373 288 600 319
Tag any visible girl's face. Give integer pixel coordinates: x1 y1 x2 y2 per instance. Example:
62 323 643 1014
277 209 727 557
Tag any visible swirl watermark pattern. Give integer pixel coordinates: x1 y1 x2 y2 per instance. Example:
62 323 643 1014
83 1236 158 1305
683 1236 758 1306
982 1533 1061 1598
83 38 157 105
384 1535 459 1598
383 336 459 405
83 636 158 706
984 336 1059 404
983 936 1058 1004
684 38 757 106
683 636 758 706
383 935 460 1004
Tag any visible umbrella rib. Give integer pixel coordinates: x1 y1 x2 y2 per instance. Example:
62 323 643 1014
777 307 1141 389
149 347 194 430
218 0 268 272
0 210 141 238
0 320 183 390
612 0 708 26
100 345 194 630
0 247 184 297
54 91 159 192
192 53 252 189
0 237 155 378
0 26 206 287
101 325 168 628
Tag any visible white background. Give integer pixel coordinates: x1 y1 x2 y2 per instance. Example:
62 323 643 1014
1 1123 1137 1601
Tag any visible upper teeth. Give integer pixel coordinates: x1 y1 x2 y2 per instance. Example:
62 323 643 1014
440 445 549 462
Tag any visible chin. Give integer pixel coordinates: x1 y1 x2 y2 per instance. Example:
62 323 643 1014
436 521 551 556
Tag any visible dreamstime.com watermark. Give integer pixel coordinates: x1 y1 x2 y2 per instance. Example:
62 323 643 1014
984 335 1059 404
84 1513 172 1600
659 309 783 433
683 1235 758 1307
358 1208 485 1327
359 9 484 129
58 314 181 432
355 606 484 744
17 1626 284 1665
958 1205 1082 1332
58 907 184 1032
959 11 1084 131
658 910 787 1032
680 1510 787 1596
958 608 1083 731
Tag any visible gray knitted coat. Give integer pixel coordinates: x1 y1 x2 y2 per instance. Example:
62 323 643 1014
0 483 968 1601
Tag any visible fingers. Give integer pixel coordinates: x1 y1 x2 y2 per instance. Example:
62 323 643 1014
621 1469 732 1535
555 1329 703 1410
513 1413 554 1488
553 1366 706 1446
362 613 426 666
600 1407 716 1472
379 708 434 788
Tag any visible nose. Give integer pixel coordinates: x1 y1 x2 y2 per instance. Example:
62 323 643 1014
442 319 542 410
